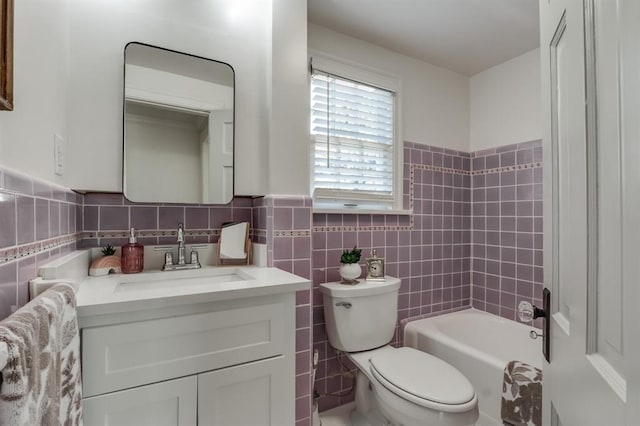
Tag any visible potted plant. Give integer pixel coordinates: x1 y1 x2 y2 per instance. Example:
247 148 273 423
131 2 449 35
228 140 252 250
339 246 362 284
89 244 122 276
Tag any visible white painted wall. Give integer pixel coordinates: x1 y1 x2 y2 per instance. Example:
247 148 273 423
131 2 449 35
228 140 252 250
268 0 309 195
1 2 538 195
0 0 69 185
469 48 541 151
308 23 470 152
65 0 271 196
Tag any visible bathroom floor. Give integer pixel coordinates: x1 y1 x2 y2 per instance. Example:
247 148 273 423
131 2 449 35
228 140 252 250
320 403 501 426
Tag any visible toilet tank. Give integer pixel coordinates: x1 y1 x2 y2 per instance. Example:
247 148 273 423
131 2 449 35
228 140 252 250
319 277 401 352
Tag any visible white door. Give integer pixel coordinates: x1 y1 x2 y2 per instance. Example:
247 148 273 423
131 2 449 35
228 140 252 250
207 109 234 203
541 0 640 424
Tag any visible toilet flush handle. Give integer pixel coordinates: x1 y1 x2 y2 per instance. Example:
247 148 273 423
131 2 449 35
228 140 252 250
335 301 352 309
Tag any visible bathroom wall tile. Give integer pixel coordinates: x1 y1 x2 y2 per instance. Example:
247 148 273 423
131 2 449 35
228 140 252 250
185 207 209 229
470 139 543 318
17 256 36 307
0 193 17 248
231 207 252 224
131 206 158 230
274 237 293 260
35 199 51 240
3 171 33 195
208 207 232 230
100 206 129 230
83 205 98 231
33 180 53 199
158 206 184 229
16 196 35 244
59 203 70 235
0 263 17 319
274 207 294 230
84 193 125 205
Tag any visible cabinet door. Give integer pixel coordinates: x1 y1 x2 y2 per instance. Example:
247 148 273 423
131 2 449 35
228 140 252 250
198 356 291 426
82 376 197 426
82 302 285 397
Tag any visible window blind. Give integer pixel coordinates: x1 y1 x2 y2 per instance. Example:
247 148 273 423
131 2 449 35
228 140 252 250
310 71 395 202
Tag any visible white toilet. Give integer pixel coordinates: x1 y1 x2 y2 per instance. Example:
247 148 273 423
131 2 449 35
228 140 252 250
320 277 479 426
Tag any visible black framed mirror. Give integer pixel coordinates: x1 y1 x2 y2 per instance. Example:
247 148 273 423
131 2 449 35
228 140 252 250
123 42 234 204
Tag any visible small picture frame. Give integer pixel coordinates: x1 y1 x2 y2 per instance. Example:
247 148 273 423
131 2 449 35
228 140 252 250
0 0 13 111
366 250 385 281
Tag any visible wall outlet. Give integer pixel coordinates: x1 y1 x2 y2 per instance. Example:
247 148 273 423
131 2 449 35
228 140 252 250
54 133 64 176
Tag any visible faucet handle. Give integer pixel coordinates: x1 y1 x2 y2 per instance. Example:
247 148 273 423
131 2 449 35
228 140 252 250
164 252 173 267
177 222 185 243
189 250 201 268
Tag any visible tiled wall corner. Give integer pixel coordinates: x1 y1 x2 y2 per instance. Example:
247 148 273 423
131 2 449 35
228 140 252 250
260 195 314 426
470 140 544 320
0 167 83 319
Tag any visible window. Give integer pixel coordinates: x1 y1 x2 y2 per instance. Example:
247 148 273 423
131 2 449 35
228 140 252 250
310 55 402 212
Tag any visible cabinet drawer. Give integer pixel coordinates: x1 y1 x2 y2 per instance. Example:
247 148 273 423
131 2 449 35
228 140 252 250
83 375 197 426
82 302 284 397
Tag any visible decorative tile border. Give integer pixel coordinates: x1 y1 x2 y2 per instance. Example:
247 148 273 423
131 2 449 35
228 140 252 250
0 232 83 265
82 229 220 239
411 164 472 176
273 230 311 238
471 162 542 176
312 225 411 232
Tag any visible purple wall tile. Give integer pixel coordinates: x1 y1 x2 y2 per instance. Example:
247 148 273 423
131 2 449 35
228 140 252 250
16 196 35 244
131 206 158 230
3 171 33 195
0 263 17 319
471 140 543 318
100 206 129 231
185 207 209 229
0 194 16 248
158 206 184 229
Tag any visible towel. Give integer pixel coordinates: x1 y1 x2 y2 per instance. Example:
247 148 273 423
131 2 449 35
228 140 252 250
0 283 82 425
501 360 542 426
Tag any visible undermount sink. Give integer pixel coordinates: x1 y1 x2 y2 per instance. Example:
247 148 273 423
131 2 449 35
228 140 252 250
114 268 254 293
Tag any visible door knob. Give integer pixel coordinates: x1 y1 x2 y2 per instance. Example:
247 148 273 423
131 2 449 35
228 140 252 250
518 289 551 362
517 301 546 323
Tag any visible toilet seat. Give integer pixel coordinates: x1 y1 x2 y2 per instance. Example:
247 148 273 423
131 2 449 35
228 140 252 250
369 347 477 413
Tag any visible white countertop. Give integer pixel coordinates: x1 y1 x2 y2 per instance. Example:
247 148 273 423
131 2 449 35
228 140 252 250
76 266 310 317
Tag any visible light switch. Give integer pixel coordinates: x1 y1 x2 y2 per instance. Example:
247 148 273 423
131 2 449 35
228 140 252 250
54 133 64 176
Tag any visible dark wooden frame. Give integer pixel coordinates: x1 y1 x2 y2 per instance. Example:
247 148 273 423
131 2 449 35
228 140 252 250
0 0 13 111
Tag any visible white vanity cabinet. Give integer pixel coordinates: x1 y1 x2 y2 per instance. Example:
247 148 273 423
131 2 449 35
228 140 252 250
79 292 297 426
82 376 198 426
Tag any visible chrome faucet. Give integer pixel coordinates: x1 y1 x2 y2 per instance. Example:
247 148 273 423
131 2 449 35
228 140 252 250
159 223 202 271
177 223 186 265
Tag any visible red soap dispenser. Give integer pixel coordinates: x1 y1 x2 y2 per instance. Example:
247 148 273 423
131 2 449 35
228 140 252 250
121 228 144 273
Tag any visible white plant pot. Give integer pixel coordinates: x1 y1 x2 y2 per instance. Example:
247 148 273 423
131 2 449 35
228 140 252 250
340 263 361 284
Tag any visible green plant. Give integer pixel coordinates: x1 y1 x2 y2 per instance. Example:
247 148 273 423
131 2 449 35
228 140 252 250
101 244 116 256
340 246 362 264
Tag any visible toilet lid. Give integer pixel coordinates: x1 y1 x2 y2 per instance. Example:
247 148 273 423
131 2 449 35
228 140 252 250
369 347 475 406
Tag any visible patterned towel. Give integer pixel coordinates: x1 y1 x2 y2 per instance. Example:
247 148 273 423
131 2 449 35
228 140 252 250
501 360 542 426
0 283 82 425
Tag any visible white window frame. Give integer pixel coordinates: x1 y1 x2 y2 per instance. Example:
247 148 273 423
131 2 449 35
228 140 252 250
309 52 405 214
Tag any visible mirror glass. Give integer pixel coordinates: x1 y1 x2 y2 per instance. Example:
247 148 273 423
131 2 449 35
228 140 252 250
218 222 250 263
123 43 234 204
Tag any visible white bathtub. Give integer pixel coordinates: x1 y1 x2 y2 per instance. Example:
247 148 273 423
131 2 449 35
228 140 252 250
404 308 543 424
